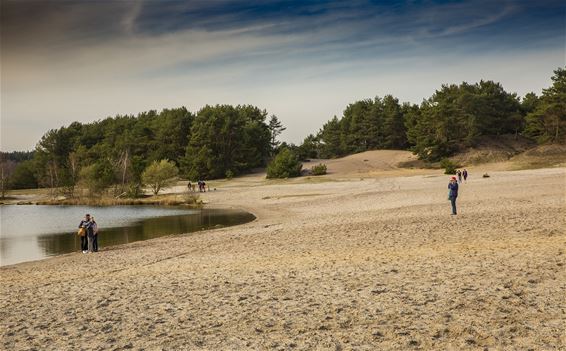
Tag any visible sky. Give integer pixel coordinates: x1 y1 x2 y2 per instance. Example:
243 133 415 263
1 0 564 151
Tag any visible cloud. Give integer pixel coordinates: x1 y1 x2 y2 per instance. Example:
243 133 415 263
1 0 564 150
122 1 144 35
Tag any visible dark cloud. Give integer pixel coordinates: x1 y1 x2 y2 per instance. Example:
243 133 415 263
2 0 564 53
1 1 127 46
1 0 564 151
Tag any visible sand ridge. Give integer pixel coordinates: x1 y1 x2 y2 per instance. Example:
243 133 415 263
301 150 418 176
1 167 565 350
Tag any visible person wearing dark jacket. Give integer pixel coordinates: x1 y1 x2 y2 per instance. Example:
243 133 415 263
91 216 99 252
78 214 94 253
448 177 459 215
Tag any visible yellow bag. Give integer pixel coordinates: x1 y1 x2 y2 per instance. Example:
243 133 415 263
77 227 86 237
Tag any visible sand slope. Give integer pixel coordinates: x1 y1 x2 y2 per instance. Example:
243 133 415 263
302 150 418 177
1 167 565 350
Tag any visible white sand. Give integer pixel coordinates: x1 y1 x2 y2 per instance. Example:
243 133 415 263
1 164 565 350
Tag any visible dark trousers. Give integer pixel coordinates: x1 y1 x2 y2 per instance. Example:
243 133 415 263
450 196 457 215
93 235 98 252
80 235 88 251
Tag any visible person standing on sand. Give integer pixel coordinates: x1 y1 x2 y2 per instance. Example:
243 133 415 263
457 170 462 183
463 169 468 182
78 214 94 253
86 217 96 253
188 181 193 192
91 216 99 252
448 177 459 215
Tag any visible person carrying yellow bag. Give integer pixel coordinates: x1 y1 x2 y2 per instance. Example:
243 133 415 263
78 214 94 253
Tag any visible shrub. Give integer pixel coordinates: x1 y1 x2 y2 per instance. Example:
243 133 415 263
440 158 458 175
9 160 38 189
142 159 179 195
311 163 327 176
225 170 234 180
125 182 143 198
79 160 115 195
266 148 302 179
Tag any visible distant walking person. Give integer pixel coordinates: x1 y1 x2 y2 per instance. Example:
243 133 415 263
457 170 462 183
448 177 459 215
78 214 94 253
463 169 468 182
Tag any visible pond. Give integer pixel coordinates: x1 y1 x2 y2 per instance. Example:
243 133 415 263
0 205 255 266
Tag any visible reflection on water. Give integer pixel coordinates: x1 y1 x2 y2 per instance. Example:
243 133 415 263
0 206 255 266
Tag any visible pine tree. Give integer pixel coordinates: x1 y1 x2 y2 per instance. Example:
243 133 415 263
525 67 566 143
268 115 286 155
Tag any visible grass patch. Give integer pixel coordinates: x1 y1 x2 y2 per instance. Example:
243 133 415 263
35 193 201 207
397 159 436 169
508 157 566 171
0 196 18 200
6 188 51 196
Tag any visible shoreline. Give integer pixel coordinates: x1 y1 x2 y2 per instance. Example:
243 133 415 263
0 205 256 268
1 167 565 350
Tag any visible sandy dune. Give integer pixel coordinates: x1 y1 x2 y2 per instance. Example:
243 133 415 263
1 164 565 350
302 150 419 177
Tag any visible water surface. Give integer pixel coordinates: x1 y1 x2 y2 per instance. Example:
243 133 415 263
0 205 254 266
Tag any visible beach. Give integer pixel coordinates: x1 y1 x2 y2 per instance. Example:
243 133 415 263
1 165 565 350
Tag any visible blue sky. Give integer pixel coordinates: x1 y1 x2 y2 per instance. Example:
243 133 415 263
1 0 564 151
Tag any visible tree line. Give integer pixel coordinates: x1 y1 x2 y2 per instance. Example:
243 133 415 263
1 67 564 193
286 67 565 163
1 105 284 196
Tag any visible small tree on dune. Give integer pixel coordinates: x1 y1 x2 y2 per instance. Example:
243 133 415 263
268 115 286 156
266 148 302 179
142 159 179 195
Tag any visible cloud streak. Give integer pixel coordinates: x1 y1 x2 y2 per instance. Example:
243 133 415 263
1 0 564 150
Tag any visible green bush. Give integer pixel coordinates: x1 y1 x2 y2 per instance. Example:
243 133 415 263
79 160 115 195
266 148 302 179
142 159 179 195
311 163 327 176
440 158 458 175
9 160 38 189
